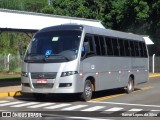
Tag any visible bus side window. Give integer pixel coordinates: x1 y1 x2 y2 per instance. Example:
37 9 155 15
99 36 106 55
134 41 140 57
130 41 136 57
118 39 125 56
82 35 94 58
124 40 131 56
112 38 119 56
139 42 144 57
105 37 113 56
94 36 101 55
142 42 148 57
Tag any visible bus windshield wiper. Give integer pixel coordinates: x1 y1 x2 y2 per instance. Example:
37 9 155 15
27 53 42 57
44 54 70 61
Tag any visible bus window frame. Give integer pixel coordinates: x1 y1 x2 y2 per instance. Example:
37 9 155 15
81 34 96 59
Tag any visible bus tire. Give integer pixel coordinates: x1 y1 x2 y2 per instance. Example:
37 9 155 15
126 77 134 94
81 80 93 101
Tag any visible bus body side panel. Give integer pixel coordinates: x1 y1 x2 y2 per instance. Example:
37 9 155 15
81 57 132 91
81 56 148 91
131 58 149 84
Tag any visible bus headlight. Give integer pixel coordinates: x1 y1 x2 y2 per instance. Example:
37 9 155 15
21 71 28 77
61 71 78 77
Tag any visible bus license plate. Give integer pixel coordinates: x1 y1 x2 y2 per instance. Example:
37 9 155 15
36 79 48 84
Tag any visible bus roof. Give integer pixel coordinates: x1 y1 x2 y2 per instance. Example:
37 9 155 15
83 25 144 41
39 24 144 41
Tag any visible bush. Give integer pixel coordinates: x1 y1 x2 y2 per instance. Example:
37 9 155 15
9 55 21 72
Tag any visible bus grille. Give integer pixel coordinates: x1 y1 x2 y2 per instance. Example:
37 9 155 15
33 83 54 88
31 72 57 79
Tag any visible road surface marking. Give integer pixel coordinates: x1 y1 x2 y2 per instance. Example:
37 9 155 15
0 101 10 104
105 107 124 112
0 101 24 106
81 106 105 111
150 110 160 111
44 104 71 109
133 86 153 93
90 101 160 108
11 102 39 107
27 103 55 108
128 108 143 111
89 86 153 102
101 107 124 114
62 105 88 110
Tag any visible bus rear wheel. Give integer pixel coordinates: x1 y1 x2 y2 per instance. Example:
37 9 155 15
81 80 93 101
126 77 134 94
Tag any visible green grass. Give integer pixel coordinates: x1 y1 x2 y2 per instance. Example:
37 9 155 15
0 75 20 79
12 68 21 73
0 73 20 80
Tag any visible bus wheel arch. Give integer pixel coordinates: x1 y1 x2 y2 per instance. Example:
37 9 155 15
126 74 134 94
86 76 95 91
81 76 95 101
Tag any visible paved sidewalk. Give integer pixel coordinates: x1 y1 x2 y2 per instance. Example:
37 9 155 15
0 73 160 98
0 85 21 93
0 86 22 98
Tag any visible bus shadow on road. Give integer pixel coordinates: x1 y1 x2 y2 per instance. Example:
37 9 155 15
91 87 142 99
14 93 82 103
14 88 142 103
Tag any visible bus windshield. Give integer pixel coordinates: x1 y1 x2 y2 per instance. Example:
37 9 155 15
24 30 82 63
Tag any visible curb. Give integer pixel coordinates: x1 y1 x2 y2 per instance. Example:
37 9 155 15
149 74 160 78
0 91 22 98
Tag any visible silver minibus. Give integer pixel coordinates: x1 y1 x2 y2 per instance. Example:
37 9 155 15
21 24 149 101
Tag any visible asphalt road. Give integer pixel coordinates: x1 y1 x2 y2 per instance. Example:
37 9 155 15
0 77 160 120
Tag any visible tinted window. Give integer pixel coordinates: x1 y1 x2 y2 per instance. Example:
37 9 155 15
105 37 113 56
142 42 148 57
81 34 95 59
139 42 144 57
118 39 125 56
134 41 140 57
25 30 81 63
130 41 135 57
124 40 130 56
84 35 94 52
94 36 101 55
112 38 119 56
99 36 106 55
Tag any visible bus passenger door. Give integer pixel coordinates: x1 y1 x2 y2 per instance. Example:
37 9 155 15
80 34 99 90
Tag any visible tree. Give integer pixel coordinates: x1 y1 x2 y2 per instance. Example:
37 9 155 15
0 32 31 55
41 0 108 25
24 0 47 12
145 0 160 55
0 0 47 56
0 0 47 12
41 0 149 32
0 0 159 55
106 0 149 33
0 0 24 10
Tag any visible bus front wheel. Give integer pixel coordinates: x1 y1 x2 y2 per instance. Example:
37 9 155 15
126 77 134 94
81 80 93 101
